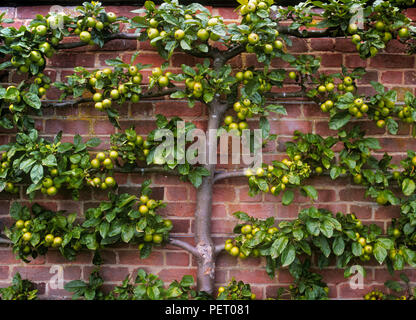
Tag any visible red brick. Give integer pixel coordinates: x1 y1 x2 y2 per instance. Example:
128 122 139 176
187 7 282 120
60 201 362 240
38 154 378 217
45 120 90 135
166 252 190 266
165 186 188 201
270 120 313 135
381 71 403 84
0 266 9 280
157 268 197 283
320 54 342 68
370 54 414 69
334 38 357 53
213 185 236 202
374 206 401 219
48 53 95 68
155 101 205 117
118 250 163 265
310 38 334 51
16 6 51 18
345 55 367 68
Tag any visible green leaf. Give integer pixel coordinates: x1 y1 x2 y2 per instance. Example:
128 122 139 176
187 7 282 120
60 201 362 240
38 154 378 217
281 244 296 267
301 185 318 200
373 243 387 264
23 92 41 109
259 116 270 139
282 190 294 206
30 164 43 184
332 236 345 256
329 111 351 130
270 236 288 259
402 178 415 196
121 224 135 243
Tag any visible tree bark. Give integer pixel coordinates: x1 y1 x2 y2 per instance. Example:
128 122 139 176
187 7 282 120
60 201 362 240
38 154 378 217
194 98 227 294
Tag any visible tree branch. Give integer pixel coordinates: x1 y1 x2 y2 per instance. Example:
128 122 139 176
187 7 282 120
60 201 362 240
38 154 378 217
0 237 11 244
169 237 200 257
41 87 178 108
264 90 307 99
58 32 214 59
114 166 180 175
213 170 246 183
276 25 336 38
214 243 225 256
57 32 140 50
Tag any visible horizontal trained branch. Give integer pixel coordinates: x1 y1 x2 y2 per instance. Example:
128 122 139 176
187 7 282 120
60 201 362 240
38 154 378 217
169 237 200 257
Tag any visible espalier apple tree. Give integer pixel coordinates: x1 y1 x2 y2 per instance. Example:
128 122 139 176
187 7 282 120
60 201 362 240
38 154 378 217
1 0 416 299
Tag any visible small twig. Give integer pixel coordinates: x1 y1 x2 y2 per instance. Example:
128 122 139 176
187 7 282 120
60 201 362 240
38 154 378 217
169 237 200 257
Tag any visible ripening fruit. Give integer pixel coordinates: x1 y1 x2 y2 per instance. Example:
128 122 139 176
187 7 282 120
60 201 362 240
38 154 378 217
52 236 63 248
22 232 32 242
174 29 185 40
230 246 240 256
93 92 103 102
36 25 48 36
376 194 388 205
376 119 386 128
353 174 362 184
47 186 57 196
105 176 116 187
256 167 265 177
318 85 326 93
288 71 297 80
347 23 358 34
45 234 54 243
241 224 252 234
343 76 353 85
107 12 117 23
147 28 159 39
197 28 210 41
398 27 409 38
358 237 366 246
351 34 361 44
152 234 163 244
247 33 259 45
158 76 169 87
207 18 219 26
393 228 401 238
224 115 233 125
274 40 283 50
139 205 149 214
15 220 25 229
374 21 385 32
264 43 273 54
79 31 92 43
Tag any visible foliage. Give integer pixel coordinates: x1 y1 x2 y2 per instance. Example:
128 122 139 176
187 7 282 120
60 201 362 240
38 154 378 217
110 115 210 188
65 268 210 300
216 278 255 300
81 181 172 260
4 180 172 263
364 273 415 300
0 129 108 200
4 202 81 262
227 207 415 284
0 272 38 300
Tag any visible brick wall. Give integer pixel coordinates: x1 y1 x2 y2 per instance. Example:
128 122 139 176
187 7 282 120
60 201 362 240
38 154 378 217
1 5 416 300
